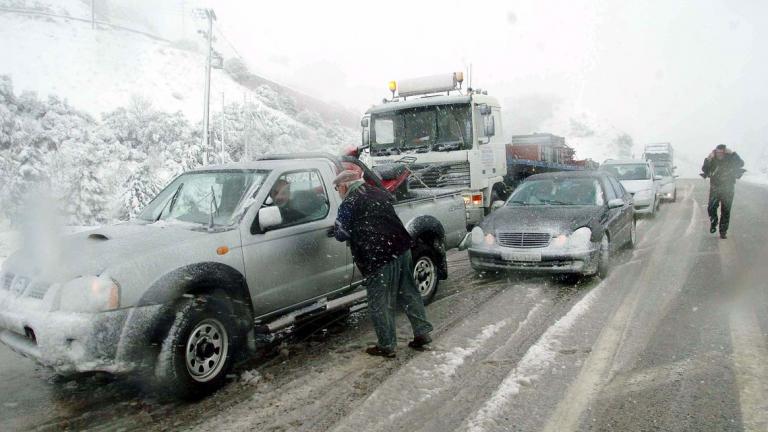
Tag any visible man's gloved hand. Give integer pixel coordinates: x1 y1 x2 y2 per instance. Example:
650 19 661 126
699 172 707 179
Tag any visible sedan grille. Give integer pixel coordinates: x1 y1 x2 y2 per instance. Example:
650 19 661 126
1 273 13 290
497 232 551 248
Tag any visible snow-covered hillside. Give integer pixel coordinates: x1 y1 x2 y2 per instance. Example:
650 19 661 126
0 1 358 226
0 2 290 121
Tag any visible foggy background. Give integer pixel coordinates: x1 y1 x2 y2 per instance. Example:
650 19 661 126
207 0 767 176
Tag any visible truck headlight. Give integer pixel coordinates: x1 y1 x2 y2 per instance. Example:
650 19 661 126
58 276 120 313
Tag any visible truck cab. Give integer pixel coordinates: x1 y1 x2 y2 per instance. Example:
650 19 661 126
361 73 507 227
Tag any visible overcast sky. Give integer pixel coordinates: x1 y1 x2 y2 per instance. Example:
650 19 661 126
206 0 767 172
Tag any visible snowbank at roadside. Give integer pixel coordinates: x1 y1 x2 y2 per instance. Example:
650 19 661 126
742 173 768 187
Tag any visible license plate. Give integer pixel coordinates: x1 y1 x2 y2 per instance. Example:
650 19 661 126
501 251 542 262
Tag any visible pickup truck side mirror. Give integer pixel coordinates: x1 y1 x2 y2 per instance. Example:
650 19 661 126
258 206 283 232
607 198 624 209
491 200 505 211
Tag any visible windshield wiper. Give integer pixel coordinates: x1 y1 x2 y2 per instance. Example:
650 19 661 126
156 183 184 222
542 199 571 206
208 185 219 231
508 200 533 206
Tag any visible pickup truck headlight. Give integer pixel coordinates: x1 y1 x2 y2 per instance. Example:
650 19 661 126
634 189 653 200
58 276 120 313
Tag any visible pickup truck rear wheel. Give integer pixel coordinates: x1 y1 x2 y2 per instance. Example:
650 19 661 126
155 295 238 399
412 244 439 304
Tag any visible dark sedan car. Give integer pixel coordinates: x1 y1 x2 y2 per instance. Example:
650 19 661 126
467 171 636 278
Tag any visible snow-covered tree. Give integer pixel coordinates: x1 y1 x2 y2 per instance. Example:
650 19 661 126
120 162 162 220
66 144 108 225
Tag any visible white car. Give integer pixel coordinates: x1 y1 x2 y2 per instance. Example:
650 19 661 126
599 159 660 216
655 165 678 202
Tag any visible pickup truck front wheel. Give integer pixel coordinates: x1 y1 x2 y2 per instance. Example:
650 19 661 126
412 244 439 304
155 295 238 399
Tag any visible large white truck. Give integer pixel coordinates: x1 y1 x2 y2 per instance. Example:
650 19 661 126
360 72 508 227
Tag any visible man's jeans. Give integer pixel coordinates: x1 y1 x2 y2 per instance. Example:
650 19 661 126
707 183 735 233
366 250 434 352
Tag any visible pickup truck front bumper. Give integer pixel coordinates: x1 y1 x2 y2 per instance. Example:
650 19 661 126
0 289 162 374
469 245 600 275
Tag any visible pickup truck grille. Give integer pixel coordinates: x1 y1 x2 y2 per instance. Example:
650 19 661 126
409 162 471 189
497 232 551 248
1 273 13 290
26 282 50 299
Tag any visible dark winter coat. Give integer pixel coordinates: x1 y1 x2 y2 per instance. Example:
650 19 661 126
702 151 745 189
334 183 413 276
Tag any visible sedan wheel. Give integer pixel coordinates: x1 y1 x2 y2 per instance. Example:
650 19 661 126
628 220 637 249
597 236 611 278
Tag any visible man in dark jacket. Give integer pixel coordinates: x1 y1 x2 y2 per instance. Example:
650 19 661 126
702 144 745 239
333 170 433 358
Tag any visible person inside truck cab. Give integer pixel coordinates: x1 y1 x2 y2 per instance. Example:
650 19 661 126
268 178 306 225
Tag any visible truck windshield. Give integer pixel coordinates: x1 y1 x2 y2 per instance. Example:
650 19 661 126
137 170 268 226
371 104 472 154
600 164 650 181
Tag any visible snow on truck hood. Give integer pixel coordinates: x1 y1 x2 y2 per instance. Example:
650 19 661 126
1 221 219 284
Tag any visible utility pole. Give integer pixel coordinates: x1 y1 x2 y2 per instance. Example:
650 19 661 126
91 0 95 29
221 92 226 164
196 8 216 165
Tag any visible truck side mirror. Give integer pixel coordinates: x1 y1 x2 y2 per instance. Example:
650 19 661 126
362 129 370 147
258 206 283 232
360 117 369 128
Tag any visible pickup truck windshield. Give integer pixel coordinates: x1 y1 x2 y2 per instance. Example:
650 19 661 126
507 178 604 206
371 104 472 154
600 164 650 181
138 170 268 226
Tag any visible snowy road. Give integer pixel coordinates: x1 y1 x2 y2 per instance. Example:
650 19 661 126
1 179 767 431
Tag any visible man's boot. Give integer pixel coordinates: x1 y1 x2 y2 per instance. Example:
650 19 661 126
408 334 432 351
710 220 717 234
720 231 727 239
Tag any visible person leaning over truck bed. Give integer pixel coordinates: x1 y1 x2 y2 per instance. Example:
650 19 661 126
333 170 433 358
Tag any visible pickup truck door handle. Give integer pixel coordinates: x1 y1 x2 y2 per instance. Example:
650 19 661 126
326 227 336 238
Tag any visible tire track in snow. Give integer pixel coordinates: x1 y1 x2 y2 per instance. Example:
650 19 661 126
461 281 607 432
330 285 548 432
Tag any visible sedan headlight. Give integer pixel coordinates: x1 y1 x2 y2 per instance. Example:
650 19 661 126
58 276 120 313
551 227 592 251
634 189 653 200
471 226 496 247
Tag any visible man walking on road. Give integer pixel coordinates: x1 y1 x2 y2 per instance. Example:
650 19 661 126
333 170 433 358
702 144 745 239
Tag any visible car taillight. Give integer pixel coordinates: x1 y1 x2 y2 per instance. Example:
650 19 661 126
472 194 483 206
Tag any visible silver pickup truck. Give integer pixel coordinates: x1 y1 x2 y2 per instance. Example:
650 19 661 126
0 153 466 397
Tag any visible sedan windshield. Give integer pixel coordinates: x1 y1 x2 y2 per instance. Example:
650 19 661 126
600 164 650 180
138 170 268 226
507 178 604 206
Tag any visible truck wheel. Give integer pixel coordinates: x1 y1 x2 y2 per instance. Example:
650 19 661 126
671 189 677 203
412 243 439 304
155 295 238 399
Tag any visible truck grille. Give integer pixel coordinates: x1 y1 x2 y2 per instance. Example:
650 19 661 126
1 273 13 290
409 162 470 189
497 232 551 248
26 282 50 299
